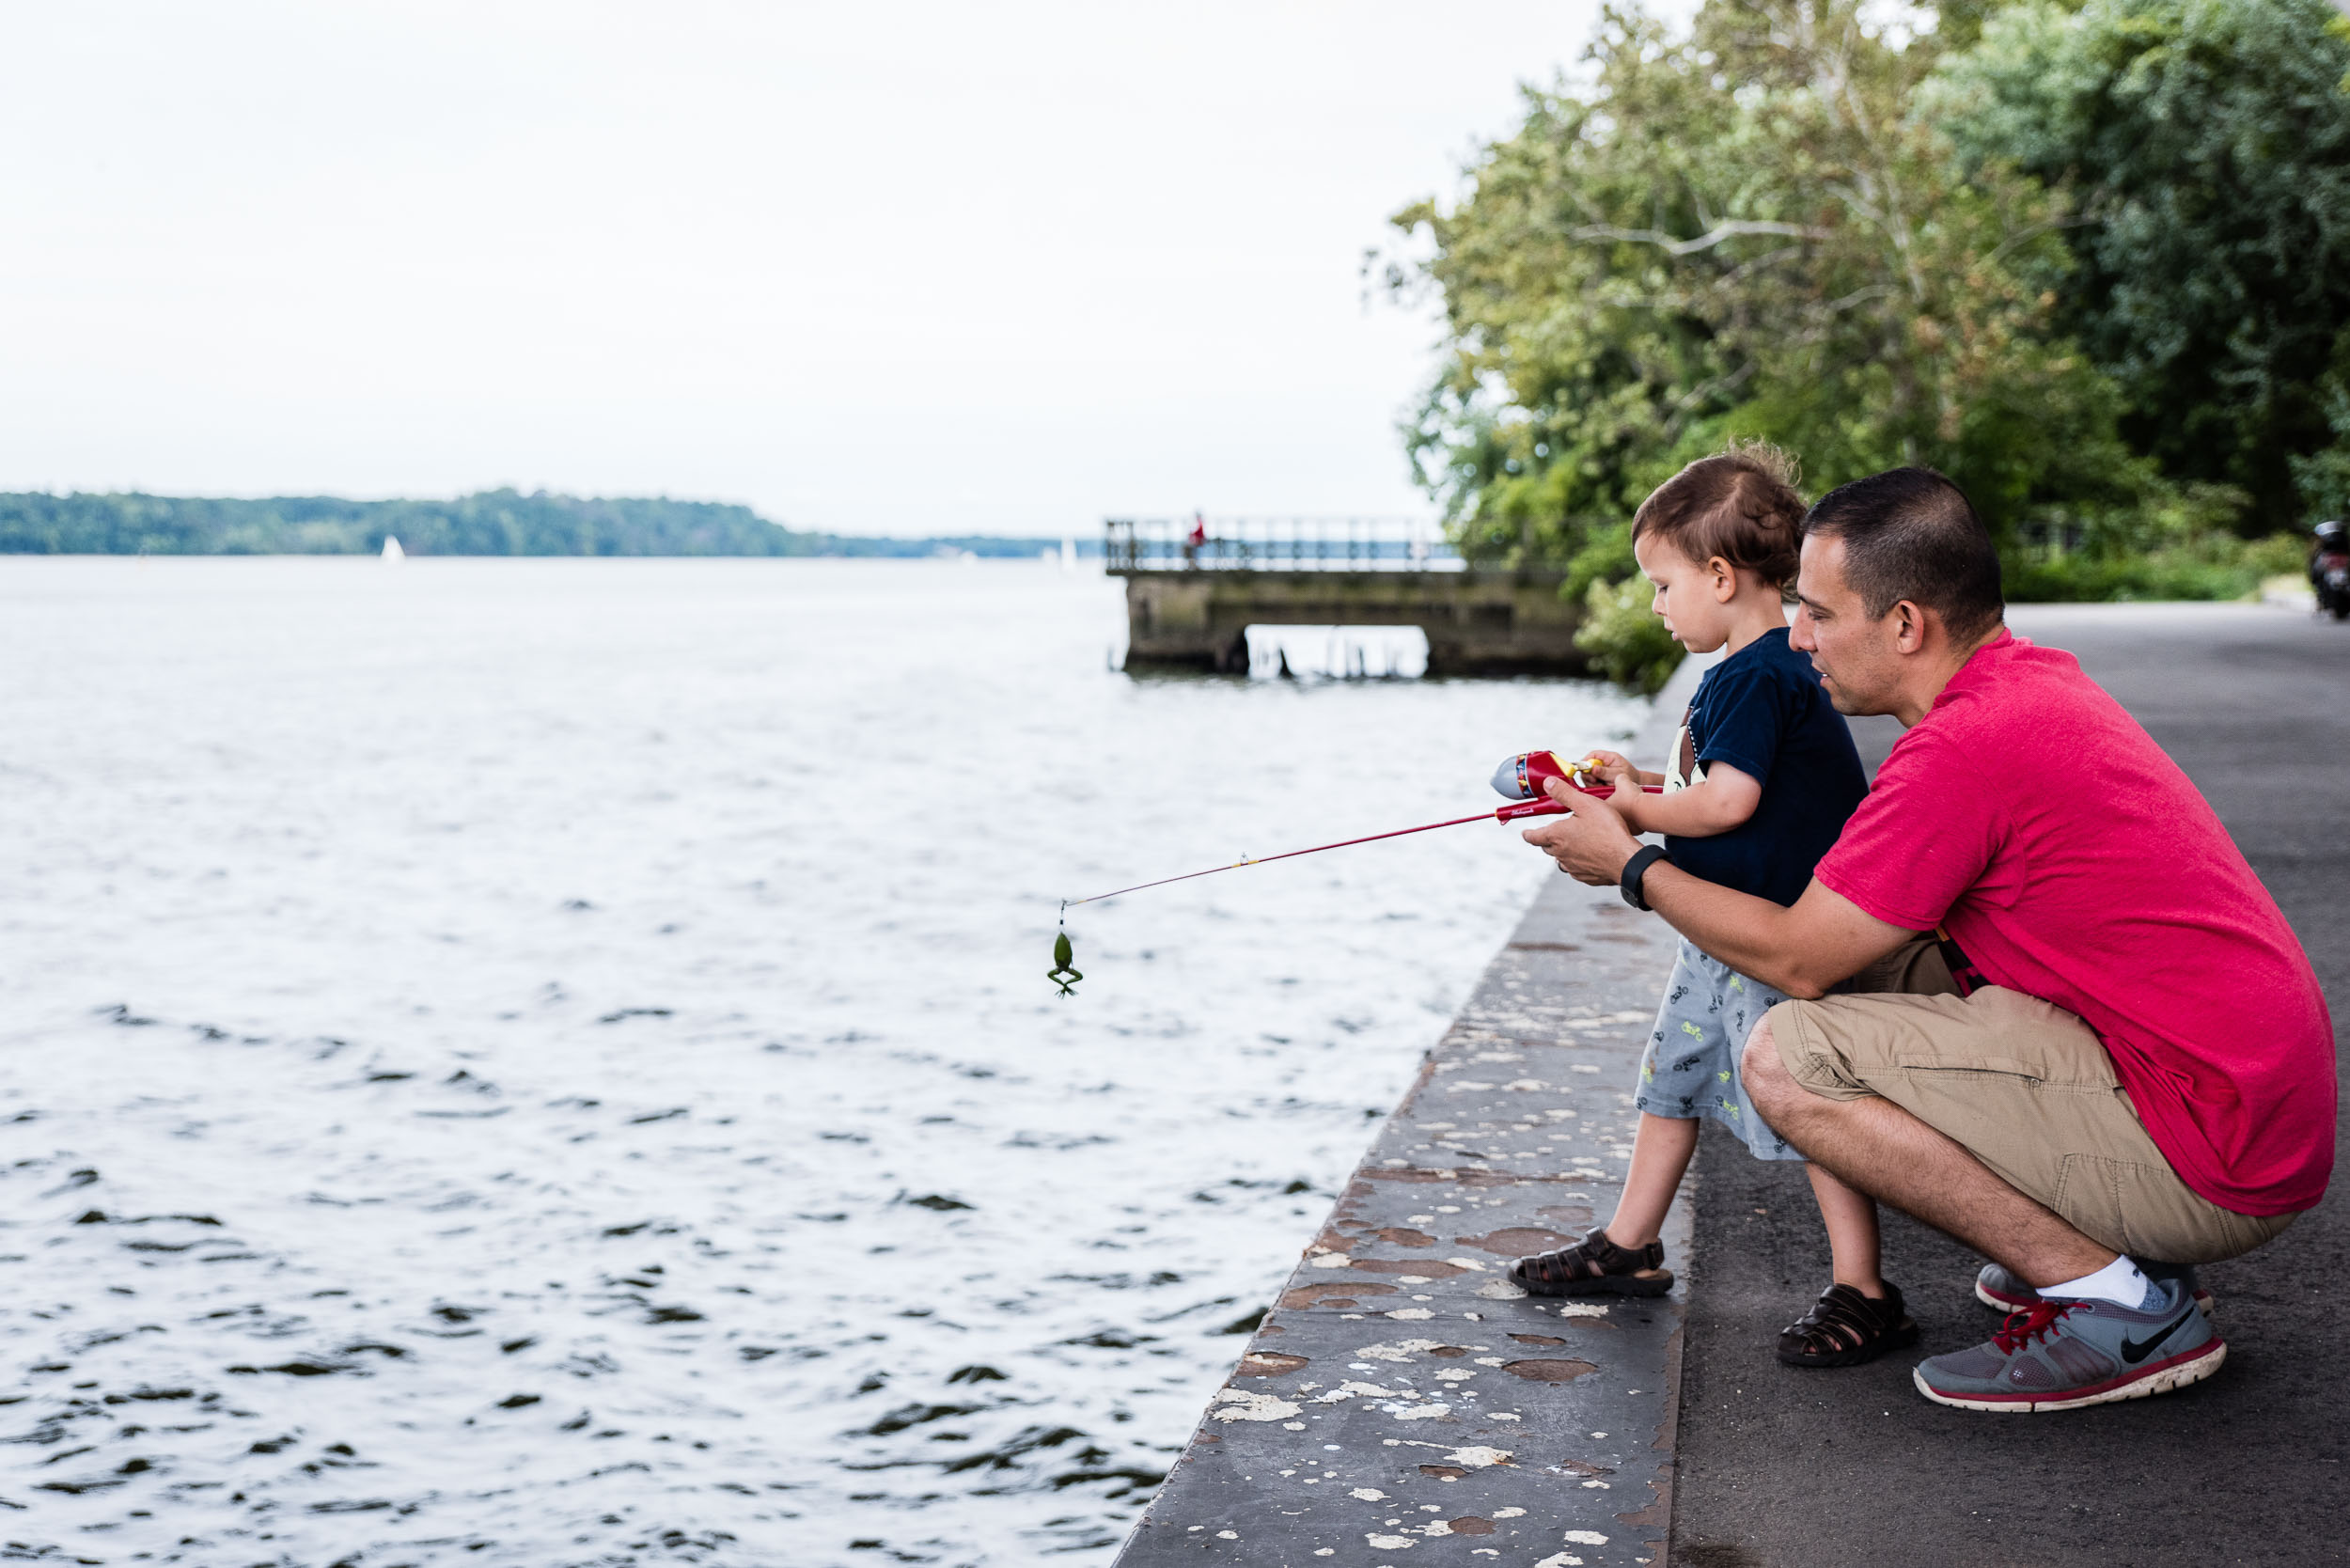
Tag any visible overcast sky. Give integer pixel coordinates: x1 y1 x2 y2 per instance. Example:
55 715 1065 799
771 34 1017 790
0 2 1613 536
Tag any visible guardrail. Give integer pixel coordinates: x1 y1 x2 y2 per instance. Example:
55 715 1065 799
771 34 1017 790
1104 517 1461 572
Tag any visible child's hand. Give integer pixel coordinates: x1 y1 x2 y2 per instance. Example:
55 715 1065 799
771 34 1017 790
1576 749 1637 788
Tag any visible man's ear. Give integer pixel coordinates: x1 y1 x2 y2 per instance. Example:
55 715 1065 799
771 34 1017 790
1890 599 1930 654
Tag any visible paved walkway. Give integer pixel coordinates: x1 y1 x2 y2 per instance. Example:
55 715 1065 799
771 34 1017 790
1669 604 2350 1568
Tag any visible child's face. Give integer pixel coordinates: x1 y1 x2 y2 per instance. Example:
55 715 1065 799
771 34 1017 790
1633 532 1737 653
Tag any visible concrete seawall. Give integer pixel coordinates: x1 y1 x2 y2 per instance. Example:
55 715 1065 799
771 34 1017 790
1115 660 1705 1568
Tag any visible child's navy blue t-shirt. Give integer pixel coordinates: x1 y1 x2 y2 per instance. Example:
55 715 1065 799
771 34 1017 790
1665 628 1868 907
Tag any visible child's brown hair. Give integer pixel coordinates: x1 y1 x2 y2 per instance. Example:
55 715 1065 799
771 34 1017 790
1629 439 1806 588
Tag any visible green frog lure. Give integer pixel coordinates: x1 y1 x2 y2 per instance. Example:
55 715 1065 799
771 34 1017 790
1047 909 1084 997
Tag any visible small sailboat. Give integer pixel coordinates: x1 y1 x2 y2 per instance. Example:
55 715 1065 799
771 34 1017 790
381 535 406 563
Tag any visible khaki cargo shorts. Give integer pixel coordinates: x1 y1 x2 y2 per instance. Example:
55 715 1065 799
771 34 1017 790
1763 939 2295 1264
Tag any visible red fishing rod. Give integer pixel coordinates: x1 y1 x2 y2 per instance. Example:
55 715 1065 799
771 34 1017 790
1061 750 1660 909
1047 749 1659 995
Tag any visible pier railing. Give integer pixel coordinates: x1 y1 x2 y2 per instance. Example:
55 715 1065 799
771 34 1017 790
1104 516 1461 573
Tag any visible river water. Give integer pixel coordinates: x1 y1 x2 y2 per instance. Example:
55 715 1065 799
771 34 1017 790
0 557 1642 1567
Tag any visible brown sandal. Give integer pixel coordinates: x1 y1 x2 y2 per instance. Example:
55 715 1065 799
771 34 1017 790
1776 1281 1919 1367
1509 1225 1674 1298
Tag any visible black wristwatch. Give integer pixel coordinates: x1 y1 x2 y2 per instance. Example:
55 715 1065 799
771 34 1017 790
1620 844 1671 911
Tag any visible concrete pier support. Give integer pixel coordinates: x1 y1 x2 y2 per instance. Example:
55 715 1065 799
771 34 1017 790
1118 571 1587 676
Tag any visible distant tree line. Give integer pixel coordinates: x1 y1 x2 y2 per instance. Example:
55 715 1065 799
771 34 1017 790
1377 0 2350 684
0 489 1089 558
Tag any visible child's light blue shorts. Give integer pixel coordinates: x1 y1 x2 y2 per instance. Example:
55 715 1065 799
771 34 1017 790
1634 936 1802 1161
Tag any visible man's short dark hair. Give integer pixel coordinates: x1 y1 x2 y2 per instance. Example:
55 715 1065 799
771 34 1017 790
1801 467 2004 642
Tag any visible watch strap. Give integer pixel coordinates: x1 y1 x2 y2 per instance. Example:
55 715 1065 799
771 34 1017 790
1621 843 1671 911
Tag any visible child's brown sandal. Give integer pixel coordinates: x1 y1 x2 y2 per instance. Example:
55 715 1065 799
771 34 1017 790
1509 1225 1675 1298
1776 1281 1919 1368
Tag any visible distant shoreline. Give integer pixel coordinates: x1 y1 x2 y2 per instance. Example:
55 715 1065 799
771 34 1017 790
0 551 1099 563
0 489 1101 559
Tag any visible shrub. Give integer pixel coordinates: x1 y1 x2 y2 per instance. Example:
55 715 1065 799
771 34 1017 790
1574 576 1684 696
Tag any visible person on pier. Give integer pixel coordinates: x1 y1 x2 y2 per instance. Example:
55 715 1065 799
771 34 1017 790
1505 444 1915 1371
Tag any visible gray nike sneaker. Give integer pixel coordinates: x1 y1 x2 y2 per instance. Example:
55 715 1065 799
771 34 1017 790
1975 1261 2214 1318
1918 1275 2225 1412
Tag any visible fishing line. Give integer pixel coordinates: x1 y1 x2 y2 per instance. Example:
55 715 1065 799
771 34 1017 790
1045 749 1656 997
1061 810 1498 909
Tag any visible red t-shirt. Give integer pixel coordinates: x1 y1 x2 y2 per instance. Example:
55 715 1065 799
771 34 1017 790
1815 631 2335 1215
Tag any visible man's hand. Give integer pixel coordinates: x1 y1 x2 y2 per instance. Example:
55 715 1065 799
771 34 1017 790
1521 776 1643 886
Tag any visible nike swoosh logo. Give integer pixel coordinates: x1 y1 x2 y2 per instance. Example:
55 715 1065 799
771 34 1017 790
2120 1307 2197 1364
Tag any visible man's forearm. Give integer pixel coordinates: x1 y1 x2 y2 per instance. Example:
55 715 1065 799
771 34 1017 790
1520 784 1911 995
1638 864 1833 997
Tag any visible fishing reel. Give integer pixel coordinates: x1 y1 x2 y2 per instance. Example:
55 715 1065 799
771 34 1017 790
1488 749 1655 821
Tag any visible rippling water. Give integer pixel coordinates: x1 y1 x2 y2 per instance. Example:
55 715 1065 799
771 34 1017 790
0 557 1643 1566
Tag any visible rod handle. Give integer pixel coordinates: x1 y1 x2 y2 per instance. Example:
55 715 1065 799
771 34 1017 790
1494 783 1662 821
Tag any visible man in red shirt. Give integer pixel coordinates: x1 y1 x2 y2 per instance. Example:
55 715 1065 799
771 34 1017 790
1526 467 2335 1412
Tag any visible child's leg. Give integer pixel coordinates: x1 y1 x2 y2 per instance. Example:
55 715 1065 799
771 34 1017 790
1512 1112 1686 1297
1603 1113 1700 1248
1807 1162 1886 1297
1778 1162 1916 1366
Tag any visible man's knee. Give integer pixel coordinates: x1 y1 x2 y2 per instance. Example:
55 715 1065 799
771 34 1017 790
1741 1017 1794 1108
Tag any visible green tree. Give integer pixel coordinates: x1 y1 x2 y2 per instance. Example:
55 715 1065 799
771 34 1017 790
1931 0 2350 525
1385 0 2156 588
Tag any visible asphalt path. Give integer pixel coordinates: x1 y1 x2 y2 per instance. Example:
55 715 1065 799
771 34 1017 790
1668 604 2350 1568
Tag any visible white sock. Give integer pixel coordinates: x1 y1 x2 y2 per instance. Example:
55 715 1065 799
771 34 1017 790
2037 1255 2151 1309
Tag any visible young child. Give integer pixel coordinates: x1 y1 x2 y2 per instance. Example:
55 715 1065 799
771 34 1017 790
1508 444 1911 1367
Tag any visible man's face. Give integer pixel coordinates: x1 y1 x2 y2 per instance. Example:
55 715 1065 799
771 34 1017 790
1790 533 1900 716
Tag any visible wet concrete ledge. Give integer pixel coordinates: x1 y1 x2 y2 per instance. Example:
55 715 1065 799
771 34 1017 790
1116 664 1704 1568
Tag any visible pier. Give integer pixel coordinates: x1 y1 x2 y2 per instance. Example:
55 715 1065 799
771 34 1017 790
1106 518 1586 676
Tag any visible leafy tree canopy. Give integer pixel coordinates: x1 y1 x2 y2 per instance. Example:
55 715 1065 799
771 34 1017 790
1384 0 2342 603
1933 0 2350 525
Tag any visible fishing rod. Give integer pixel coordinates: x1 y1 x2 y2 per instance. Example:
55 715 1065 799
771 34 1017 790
1046 750 1661 996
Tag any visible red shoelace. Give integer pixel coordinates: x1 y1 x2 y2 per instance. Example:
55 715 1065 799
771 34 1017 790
1993 1297 2081 1354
